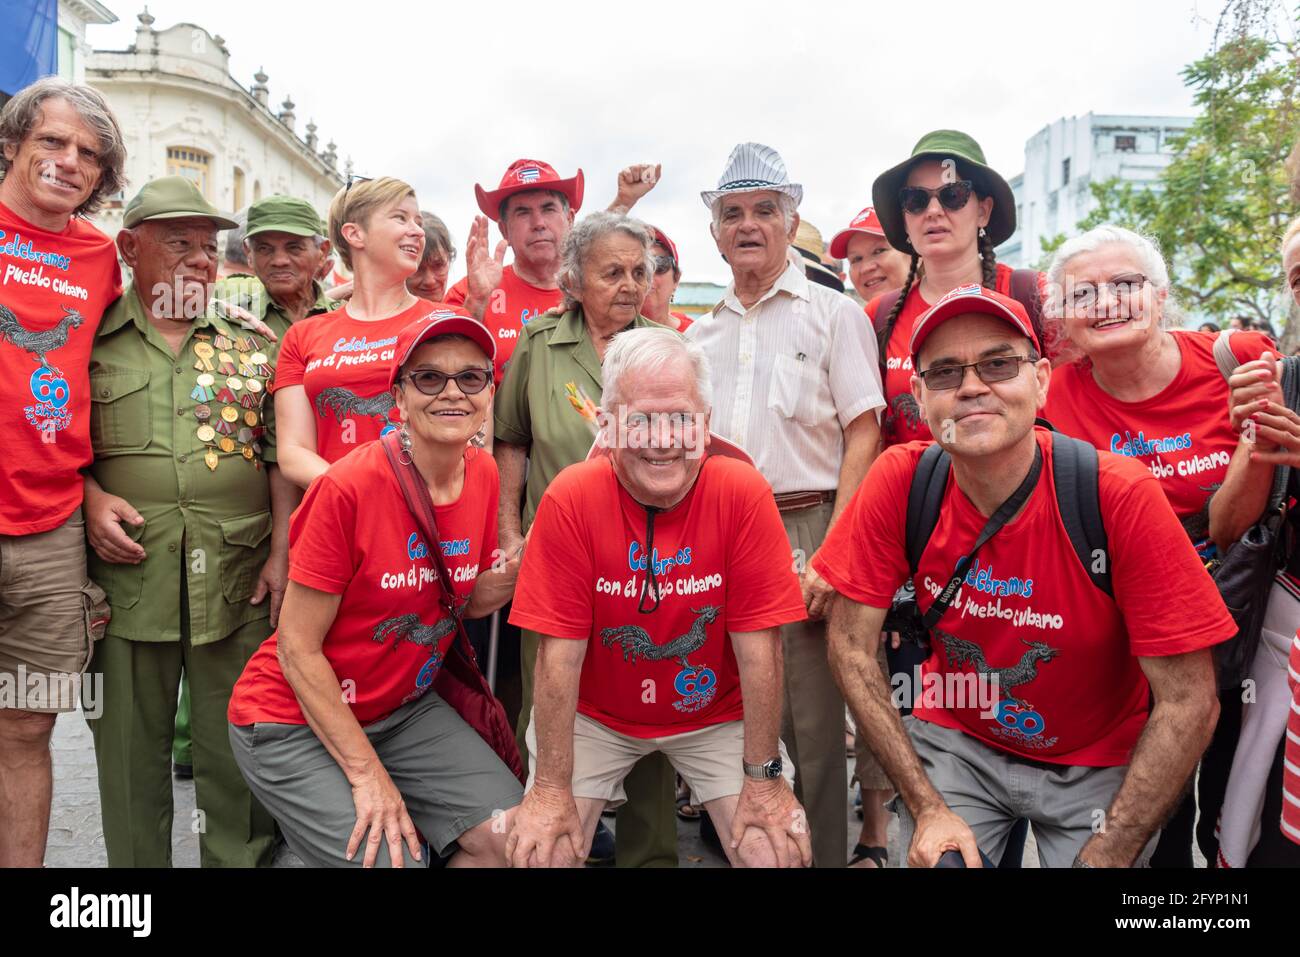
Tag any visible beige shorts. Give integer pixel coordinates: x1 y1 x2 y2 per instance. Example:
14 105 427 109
0 509 110 713
525 710 795 806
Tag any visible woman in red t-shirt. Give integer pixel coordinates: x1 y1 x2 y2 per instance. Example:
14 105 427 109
865 130 1043 448
275 177 445 488
228 312 523 867
641 225 693 333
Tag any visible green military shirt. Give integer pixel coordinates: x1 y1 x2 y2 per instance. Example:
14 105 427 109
88 285 277 645
494 306 662 529
210 274 336 462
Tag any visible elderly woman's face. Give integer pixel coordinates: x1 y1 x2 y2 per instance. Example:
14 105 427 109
1058 242 1163 360
846 232 910 301
579 232 650 327
903 160 992 262
407 246 450 302
393 337 493 449
1285 232 1300 307
608 364 710 510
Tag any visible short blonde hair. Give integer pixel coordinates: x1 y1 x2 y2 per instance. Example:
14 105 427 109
328 176 415 270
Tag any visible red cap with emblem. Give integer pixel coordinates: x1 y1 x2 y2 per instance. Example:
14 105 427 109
388 307 496 390
827 206 887 260
909 285 1040 362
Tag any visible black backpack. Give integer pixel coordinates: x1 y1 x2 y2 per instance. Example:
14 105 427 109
885 428 1112 645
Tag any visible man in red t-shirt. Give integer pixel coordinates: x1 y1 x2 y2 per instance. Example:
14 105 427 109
507 328 811 867
0 79 125 867
813 286 1235 867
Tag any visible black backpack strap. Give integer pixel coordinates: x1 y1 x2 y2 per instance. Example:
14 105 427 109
1050 431 1112 596
905 442 950 574
1009 268 1046 353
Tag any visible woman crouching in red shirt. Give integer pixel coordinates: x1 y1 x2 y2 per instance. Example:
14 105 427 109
228 309 521 867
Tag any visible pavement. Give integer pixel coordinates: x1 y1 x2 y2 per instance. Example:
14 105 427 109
50 712 1211 868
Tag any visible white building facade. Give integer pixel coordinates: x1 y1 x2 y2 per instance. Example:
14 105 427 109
85 10 345 237
57 0 118 85
998 113 1193 268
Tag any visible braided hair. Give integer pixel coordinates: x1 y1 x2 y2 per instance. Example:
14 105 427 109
978 230 998 288
877 251 920 370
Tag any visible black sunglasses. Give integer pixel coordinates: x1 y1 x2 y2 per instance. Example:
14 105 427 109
918 354 1033 391
899 180 974 215
653 255 676 276
345 172 373 194
401 368 492 396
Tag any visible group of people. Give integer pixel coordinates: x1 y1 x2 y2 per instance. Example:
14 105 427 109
0 76 1296 869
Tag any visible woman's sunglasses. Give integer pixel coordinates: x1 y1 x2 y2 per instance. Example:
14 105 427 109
401 368 492 396
899 180 974 215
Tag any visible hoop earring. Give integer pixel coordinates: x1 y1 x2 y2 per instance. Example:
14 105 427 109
398 422 414 465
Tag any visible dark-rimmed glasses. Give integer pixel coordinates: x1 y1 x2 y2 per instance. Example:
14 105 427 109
899 180 974 215
918 355 1033 391
400 368 492 396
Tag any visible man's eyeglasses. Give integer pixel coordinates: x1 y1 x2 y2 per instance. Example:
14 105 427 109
1065 274 1149 310
400 368 492 396
918 355 1033 391
653 255 675 276
899 180 974 215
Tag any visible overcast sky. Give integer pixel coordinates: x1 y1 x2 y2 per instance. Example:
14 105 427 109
89 0 1226 284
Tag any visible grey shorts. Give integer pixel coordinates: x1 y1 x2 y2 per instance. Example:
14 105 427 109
894 716 1158 868
229 690 522 867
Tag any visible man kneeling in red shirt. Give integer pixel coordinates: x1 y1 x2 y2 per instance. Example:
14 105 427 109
814 286 1236 868
507 326 811 867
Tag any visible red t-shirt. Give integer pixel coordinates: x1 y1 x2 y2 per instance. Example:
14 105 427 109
229 441 498 726
670 311 694 334
445 265 562 384
272 299 438 464
0 201 122 534
866 263 1042 448
812 428 1234 766
1045 330 1272 552
509 455 806 737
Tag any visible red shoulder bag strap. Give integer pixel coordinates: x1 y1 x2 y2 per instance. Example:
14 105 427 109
379 431 474 654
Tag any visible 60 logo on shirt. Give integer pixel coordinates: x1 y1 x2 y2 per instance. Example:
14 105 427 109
25 365 72 434
672 666 717 714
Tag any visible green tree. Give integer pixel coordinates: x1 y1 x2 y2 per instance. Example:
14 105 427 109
1069 2 1299 341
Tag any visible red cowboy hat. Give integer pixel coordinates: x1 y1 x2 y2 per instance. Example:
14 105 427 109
474 158 584 222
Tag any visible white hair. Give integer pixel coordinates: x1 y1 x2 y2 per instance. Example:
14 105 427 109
557 211 654 311
709 191 798 238
1042 224 1182 354
601 326 712 411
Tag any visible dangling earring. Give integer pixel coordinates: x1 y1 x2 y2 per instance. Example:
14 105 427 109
978 226 987 239
398 421 414 464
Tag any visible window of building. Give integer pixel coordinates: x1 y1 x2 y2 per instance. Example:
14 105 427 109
166 148 212 199
57 28 75 82
1115 135 1137 152
1061 158 1071 186
233 167 245 211
253 179 262 202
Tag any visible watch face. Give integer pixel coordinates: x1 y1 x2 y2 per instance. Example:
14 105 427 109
765 759 782 778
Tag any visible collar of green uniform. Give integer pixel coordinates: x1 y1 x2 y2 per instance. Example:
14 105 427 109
99 284 222 337
549 305 650 345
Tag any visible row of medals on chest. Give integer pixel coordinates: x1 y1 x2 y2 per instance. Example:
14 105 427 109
189 331 269 472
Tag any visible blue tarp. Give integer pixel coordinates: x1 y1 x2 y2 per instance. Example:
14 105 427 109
0 0 59 97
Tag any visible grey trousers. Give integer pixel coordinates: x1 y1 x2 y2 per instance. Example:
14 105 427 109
894 716 1158 868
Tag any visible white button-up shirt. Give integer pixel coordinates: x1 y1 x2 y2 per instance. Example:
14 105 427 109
687 251 885 494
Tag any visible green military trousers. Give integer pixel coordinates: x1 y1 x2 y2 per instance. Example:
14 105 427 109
87 614 276 867
519 628 677 867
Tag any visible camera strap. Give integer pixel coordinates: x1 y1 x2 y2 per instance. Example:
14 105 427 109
920 442 1043 632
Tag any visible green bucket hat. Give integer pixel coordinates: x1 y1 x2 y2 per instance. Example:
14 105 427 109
122 176 239 230
245 195 324 239
871 130 1016 253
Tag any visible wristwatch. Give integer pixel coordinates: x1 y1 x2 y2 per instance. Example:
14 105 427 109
743 757 783 780
1071 852 1094 869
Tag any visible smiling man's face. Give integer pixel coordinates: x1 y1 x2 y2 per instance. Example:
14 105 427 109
609 364 710 509
1 97 104 224
911 312 1049 461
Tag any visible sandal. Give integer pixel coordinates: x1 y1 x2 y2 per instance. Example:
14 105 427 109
676 794 702 822
848 844 888 868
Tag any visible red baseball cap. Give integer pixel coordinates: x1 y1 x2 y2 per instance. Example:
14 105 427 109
388 307 497 390
828 206 887 260
910 285 1040 362
650 226 679 267
475 158 584 222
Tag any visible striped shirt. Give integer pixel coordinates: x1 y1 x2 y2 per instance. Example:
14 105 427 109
1285 629 1300 846
686 251 884 494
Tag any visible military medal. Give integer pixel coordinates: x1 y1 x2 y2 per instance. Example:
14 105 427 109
249 351 271 377
217 352 237 375
226 376 243 392
240 335 258 352
193 342 216 372
191 372 217 403
239 392 258 410
204 449 219 471
238 354 257 378
237 426 253 444
196 424 216 443
220 406 240 423
194 404 212 422
241 445 255 461
219 436 236 454
243 410 258 427
215 387 236 404
214 333 233 351
245 378 263 395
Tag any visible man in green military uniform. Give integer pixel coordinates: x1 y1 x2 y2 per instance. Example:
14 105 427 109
82 177 279 866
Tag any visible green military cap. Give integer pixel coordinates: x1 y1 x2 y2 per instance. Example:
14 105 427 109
123 176 239 230
245 195 324 239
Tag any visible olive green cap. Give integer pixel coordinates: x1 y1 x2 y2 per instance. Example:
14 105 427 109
122 176 239 230
871 129 1016 252
245 195 324 239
